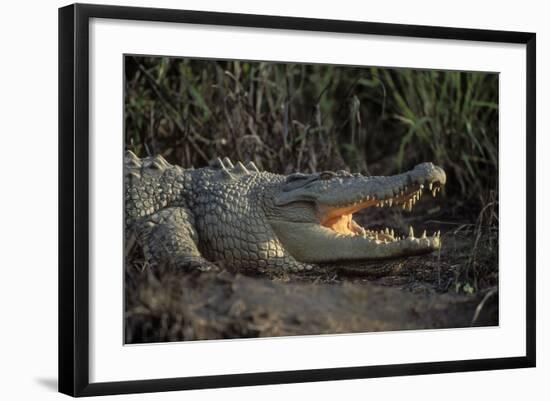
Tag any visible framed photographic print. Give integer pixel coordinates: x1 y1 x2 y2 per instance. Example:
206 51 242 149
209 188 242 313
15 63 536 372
58 3 536 397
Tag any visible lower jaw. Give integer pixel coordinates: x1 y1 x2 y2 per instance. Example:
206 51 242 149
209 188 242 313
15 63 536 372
270 220 440 264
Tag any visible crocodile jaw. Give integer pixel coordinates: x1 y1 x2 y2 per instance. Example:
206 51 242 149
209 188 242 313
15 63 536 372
270 163 446 263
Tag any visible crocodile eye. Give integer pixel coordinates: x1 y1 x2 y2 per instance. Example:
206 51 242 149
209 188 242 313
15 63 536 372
286 173 309 182
319 171 336 180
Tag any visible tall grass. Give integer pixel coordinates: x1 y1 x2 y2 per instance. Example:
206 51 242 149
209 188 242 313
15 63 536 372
125 56 498 211
372 68 498 199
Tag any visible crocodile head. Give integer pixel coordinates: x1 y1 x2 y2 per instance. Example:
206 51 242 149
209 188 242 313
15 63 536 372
268 163 446 263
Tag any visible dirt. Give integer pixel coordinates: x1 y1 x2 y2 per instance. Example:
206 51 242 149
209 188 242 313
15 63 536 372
125 267 497 344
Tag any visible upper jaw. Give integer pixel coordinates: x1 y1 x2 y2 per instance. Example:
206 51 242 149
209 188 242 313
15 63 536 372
273 163 445 208
318 162 446 209
316 163 445 222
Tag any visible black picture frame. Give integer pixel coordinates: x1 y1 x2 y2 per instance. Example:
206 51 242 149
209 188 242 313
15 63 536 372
59 3 536 397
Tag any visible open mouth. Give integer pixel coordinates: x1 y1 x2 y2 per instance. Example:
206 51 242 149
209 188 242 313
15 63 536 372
317 181 443 244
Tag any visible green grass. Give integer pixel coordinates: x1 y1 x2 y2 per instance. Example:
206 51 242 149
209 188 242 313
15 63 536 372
373 67 499 199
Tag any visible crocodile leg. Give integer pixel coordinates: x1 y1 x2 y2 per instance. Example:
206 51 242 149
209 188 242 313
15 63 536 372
135 206 218 271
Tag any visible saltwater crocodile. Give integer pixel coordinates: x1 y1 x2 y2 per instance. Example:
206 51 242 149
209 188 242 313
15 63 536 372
125 151 446 272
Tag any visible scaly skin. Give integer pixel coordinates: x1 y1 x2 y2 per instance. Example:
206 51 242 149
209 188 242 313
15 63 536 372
125 151 446 272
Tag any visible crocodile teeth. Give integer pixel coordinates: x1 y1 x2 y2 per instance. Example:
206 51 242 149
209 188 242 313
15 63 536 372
429 183 433 190
421 230 427 239
408 226 414 238
388 199 393 207
432 189 437 197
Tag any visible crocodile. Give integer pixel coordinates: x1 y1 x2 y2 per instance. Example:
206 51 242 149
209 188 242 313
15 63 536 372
125 151 446 272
